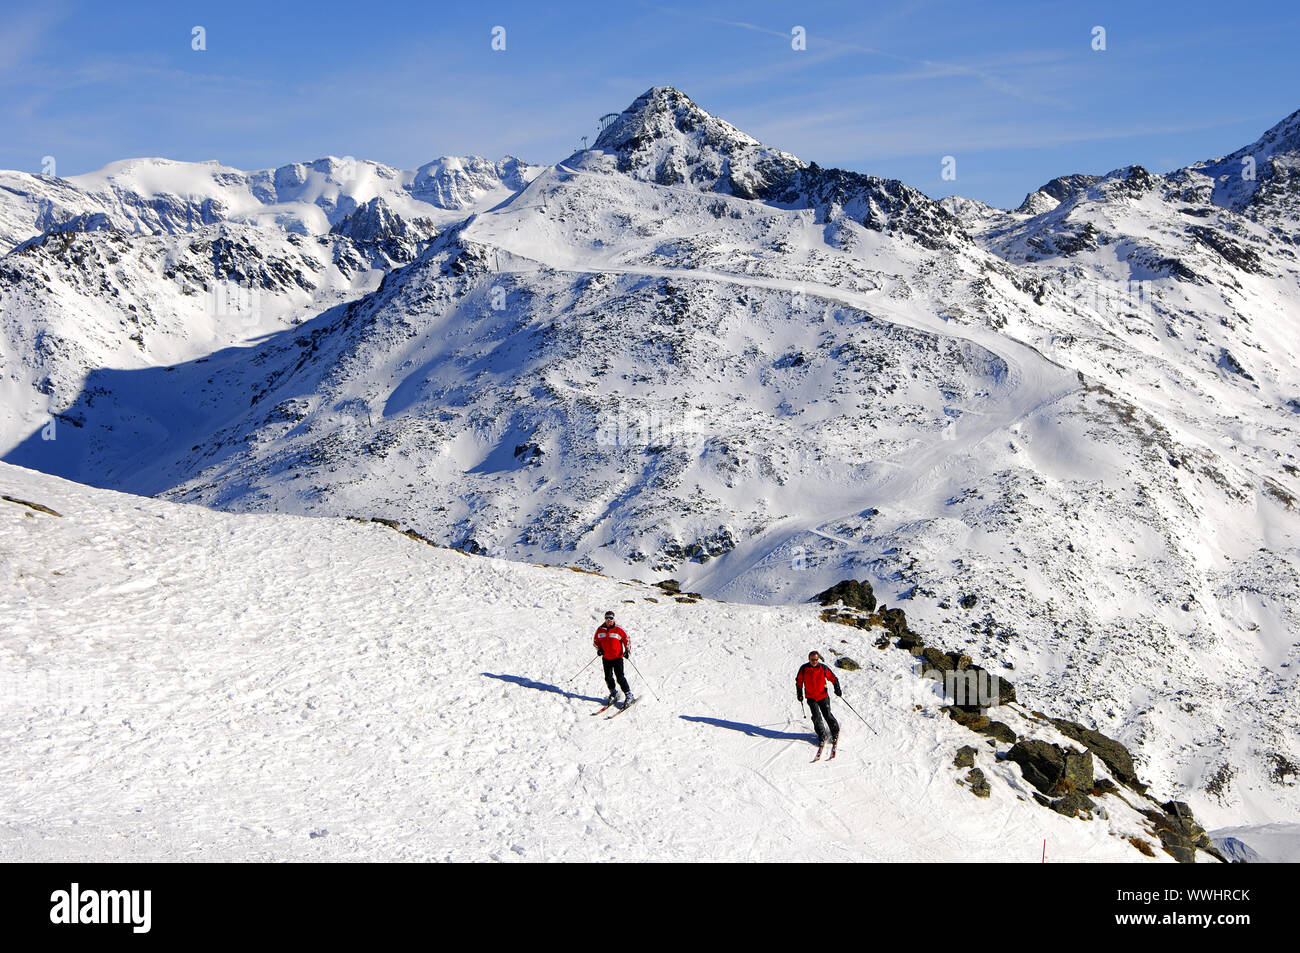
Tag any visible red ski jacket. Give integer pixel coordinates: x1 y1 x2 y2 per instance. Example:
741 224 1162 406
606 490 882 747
594 623 629 660
796 662 840 702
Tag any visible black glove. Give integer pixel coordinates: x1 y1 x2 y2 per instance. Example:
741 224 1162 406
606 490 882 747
623 650 631 660
835 686 843 697
796 694 803 703
596 648 603 657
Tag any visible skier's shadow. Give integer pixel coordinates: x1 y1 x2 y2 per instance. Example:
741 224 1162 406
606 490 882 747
679 715 816 742
481 672 604 704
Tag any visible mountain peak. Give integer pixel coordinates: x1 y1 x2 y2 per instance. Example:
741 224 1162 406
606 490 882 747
589 86 802 196
593 86 759 154
1183 106 1300 214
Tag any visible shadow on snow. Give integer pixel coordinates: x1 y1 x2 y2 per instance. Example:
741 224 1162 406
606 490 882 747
481 672 604 704
679 715 816 742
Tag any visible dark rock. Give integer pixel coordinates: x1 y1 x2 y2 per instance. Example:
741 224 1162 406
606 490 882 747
834 657 861 671
921 647 954 673
879 606 908 639
947 706 1014 743
894 630 923 651
1143 803 1227 863
984 721 1017 744
1187 225 1266 274
958 593 978 609
1049 791 1096 818
943 665 1016 710
954 745 977 768
813 579 876 612
980 668 1017 706
1091 778 1119 797
1061 748 1094 793
966 768 991 798
1048 718 1143 791
654 579 682 593
1 495 62 517
456 536 488 556
947 707 991 732
1007 740 1093 795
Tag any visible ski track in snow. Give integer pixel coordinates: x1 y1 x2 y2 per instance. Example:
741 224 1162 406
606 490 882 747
0 464 1160 862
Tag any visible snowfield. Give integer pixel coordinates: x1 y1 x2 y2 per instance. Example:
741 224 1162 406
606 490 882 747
1 462 1183 862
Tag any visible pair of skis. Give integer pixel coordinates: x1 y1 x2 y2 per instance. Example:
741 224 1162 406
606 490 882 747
812 741 838 762
591 698 638 719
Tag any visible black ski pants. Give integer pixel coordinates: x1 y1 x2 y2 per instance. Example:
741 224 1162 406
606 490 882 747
602 657 630 696
808 697 840 745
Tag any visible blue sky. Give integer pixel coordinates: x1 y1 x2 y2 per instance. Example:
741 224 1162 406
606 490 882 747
2 0 1297 208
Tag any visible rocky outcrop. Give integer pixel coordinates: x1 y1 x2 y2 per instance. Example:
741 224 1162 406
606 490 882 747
1143 801 1227 863
1007 740 1093 796
813 579 876 612
1048 717 1145 793
965 768 991 798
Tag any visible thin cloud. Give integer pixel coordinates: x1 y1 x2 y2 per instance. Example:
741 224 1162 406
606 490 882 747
650 4 1067 107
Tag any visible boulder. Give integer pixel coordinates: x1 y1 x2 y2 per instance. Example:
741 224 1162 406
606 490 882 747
1049 791 1097 818
966 768 991 798
944 665 1016 710
1049 718 1143 792
1061 748 1094 793
954 745 977 768
894 630 923 651
921 647 954 673
975 666 1017 706
947 707 991 732
1007 740 1093 795
946 707 1016 744
879 606 908 639
834 657 861 671
984 721 1018 745
813 579 877 612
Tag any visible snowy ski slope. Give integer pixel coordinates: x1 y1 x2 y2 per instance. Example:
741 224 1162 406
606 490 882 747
1 462 1179 862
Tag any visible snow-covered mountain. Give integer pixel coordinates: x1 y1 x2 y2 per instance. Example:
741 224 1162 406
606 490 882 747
1 87 1296 841
0 154 541 254
0 153 543 461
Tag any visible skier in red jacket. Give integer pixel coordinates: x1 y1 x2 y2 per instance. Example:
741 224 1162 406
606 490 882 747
796 651 841 754
594 611 633 707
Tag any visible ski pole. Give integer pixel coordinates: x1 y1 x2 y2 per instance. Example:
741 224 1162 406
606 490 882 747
624 656 660 701
837 695 878 734
564 654 600 685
